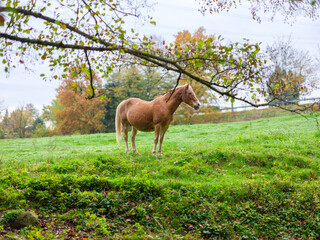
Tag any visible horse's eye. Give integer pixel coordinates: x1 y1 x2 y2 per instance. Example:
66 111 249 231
189 92 192 95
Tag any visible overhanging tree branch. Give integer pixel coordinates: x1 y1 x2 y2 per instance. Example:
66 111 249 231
0 3 290 109
0 32 112 51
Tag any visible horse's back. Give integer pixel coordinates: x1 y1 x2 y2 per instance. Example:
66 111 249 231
118 98 150 114
119 97 163 132
117 96 171 132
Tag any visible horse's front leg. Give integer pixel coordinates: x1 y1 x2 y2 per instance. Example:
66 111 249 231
131 127 139 154
152 125 160 157
158 126 169 156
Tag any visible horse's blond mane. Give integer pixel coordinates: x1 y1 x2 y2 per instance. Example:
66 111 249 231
162 85 184 101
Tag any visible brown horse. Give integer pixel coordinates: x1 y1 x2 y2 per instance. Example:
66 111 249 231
115 84 200 156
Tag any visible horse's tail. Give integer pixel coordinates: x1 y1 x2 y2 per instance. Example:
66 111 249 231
115 102 122 144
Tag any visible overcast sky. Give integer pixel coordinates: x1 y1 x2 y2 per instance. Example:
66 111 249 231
1 0 319 112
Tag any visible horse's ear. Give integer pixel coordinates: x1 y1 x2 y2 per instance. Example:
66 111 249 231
185 83 189 90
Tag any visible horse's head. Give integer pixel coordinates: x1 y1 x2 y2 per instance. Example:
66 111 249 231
182 84 201 110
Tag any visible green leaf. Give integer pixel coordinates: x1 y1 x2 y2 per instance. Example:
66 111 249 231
71 72 78 77
71 82 77 89
198 39 204 50
132 44 139 49
99 94 107 100
195 61 202 68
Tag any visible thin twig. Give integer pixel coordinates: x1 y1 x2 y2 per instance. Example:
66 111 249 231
166 73 182 103
84 49 95 99
277 105 308 119
81 0 115 35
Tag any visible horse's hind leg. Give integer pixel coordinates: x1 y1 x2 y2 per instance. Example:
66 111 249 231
122 122 130 153
131 126 139 154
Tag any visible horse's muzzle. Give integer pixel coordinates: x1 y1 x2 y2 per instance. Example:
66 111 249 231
194 102 200 110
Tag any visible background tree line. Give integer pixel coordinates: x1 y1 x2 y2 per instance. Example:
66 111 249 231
0 66 180 138
0 103 45 138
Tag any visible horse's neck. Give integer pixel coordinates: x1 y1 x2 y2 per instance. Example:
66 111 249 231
163 88 183 114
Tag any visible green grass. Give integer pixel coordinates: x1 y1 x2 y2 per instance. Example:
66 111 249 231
1 113 320 239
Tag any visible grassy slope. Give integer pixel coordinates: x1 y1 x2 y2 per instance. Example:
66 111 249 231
0 113 320 239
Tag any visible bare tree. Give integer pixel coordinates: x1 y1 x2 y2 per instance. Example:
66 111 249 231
266 36 319 106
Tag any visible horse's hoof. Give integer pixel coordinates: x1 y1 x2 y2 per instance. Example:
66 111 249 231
158 153 162 157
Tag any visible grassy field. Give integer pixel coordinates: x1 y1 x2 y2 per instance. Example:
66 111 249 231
1 112 320 239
